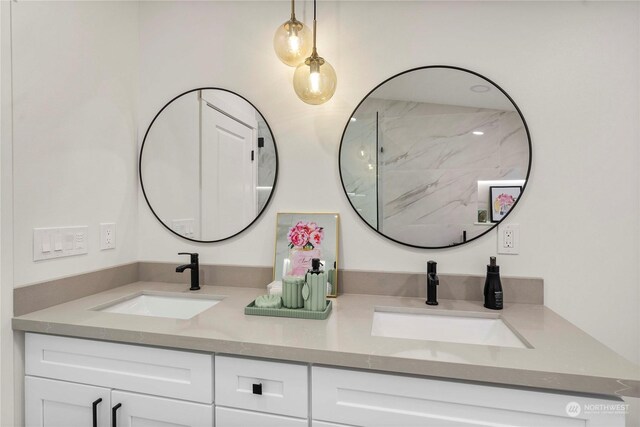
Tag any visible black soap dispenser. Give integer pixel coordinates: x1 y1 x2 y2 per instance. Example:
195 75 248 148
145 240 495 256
310 258 322 273
484 256 503 310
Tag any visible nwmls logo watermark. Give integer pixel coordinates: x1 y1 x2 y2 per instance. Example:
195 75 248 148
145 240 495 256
565 402 581 417
565 401 629 417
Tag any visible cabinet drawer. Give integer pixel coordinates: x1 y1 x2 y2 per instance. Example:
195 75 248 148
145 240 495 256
26 333 213 403
216 407 307 427
215 355 308 418
313 367 624 427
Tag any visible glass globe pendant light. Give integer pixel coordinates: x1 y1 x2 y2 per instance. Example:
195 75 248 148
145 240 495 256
273 0 312 67
292 0 337 105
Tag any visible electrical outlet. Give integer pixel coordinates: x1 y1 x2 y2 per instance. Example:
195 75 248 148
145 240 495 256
504 230 514 248
100 223 116 250
498 223 519 254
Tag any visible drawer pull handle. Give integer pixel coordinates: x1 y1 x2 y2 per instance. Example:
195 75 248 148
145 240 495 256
92 398 102 427
112 403 122 427
252 383 262 395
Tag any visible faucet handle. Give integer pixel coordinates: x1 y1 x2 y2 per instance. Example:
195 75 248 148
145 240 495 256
178 252 199 263
427 260 437 274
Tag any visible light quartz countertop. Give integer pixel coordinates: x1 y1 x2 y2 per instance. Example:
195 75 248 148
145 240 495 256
12 281 640 398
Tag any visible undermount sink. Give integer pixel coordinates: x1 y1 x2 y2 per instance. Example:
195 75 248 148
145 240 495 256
93 291 224 320
371 307 530 349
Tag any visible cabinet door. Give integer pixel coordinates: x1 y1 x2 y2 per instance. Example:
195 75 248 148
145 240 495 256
111 390 213 427
26 376 110 427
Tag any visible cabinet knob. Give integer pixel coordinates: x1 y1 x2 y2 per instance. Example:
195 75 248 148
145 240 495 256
252 383 262 395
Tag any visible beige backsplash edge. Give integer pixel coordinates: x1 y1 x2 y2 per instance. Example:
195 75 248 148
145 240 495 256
138 261 273 288
339 270 543 304
14 262 543 316
13 262 139 317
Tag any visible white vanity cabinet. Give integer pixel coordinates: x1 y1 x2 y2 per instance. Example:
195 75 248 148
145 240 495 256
312 366 625 427
24 333 214 427
24 333 626 427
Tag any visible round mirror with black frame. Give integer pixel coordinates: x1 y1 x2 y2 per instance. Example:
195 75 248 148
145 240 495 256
339 66 531 249
140 88 278 243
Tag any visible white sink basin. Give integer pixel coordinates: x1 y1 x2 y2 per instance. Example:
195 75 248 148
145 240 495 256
371 307 530 349
94 291 224 320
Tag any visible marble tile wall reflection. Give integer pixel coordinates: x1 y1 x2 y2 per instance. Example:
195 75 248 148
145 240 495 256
342 97 529 247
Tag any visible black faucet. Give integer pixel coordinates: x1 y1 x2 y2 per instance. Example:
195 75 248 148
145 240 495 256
176 252 200 291
426 260 439 306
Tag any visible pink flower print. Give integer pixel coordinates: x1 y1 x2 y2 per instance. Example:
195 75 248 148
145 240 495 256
294 221 309 231
288 227 309 248
309 227 324 247
288 221 324 249
495 194 516 215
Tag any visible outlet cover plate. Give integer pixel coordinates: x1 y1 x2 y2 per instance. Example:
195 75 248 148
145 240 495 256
498 223 519 255
100 223 116 250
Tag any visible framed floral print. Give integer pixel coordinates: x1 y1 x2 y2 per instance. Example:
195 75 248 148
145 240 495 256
490 186 522 223
273 213 339 297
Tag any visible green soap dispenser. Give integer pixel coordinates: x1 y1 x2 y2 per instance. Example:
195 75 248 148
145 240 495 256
302 258 327 311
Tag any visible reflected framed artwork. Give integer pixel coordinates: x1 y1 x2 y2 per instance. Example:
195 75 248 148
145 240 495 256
490 186 522 222
273 213 339 297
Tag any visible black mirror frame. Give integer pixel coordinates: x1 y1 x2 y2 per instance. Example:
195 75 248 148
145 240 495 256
338 65 532 249
139 87 279 243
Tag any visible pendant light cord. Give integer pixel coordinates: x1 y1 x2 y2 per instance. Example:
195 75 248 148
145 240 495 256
312 0 317 52
291 0 295 19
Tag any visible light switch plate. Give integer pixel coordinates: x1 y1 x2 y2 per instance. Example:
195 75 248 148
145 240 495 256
498 223 519 254
100 223 116 250
33 226 88 261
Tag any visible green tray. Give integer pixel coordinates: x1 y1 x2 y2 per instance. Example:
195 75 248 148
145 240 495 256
245 300 332 320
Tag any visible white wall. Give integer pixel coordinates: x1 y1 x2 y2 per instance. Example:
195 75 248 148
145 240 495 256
11 1 140 287
4 3 140 425
137 1 639 366
142 90 202 237
1 2 15 424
